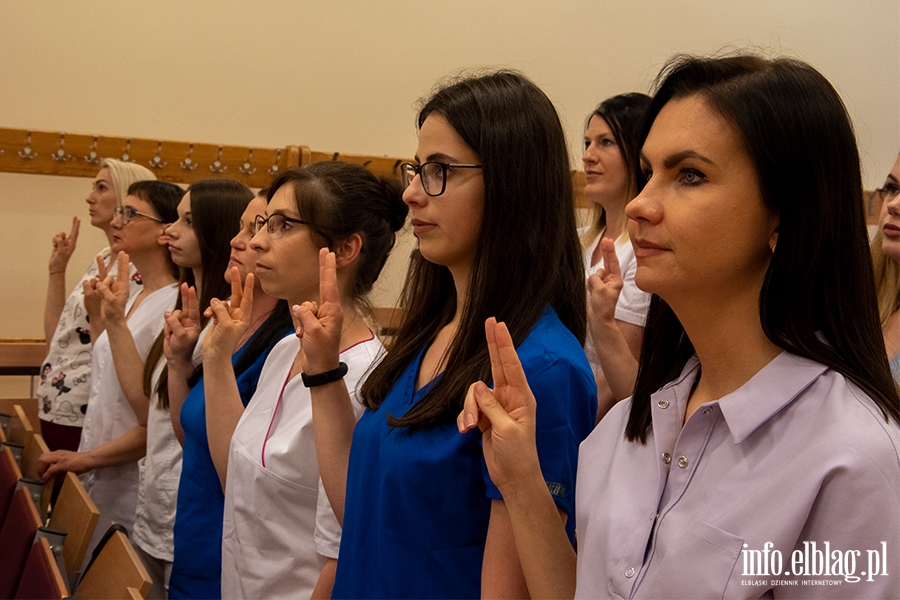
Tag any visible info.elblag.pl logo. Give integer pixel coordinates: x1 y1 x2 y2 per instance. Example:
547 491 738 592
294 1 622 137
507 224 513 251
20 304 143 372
741 542 889 586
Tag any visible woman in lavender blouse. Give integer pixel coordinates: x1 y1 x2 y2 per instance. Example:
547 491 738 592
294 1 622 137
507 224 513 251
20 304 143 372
460 55 900 599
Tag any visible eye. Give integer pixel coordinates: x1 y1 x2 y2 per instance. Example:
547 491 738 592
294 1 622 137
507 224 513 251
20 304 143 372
680 168 706 186
640 166 652 181
600 138 617 148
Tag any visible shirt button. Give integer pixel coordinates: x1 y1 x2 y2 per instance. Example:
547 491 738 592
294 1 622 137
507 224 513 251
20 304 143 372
677 456 689 468
625 567 635 578
657 399 670 409
662 452 671 464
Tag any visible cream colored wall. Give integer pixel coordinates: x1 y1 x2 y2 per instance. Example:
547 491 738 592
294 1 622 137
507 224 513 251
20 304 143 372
0 0 898 345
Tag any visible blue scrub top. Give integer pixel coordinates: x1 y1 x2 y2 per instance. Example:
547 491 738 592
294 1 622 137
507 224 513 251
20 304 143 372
333 307 597 599
168 331 283 600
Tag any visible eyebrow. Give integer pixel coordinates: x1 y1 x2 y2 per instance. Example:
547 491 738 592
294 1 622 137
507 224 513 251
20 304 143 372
413 152 459 163
94 179 111 186
640 150 715 169
887 174 898 185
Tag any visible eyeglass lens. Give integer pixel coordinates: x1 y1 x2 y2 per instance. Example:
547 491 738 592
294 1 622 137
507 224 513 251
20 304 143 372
402 163 445 196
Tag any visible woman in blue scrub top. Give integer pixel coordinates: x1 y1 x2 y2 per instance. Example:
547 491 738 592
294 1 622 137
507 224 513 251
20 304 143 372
295 71 598 598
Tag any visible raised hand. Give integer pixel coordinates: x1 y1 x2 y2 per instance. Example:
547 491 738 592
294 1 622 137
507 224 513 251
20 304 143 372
458 318 540 494
292 248 344 375
97 251 132 325
587 237 624 326
48 217 81 274
202 266 255 361
82 254 110 325
164 283 202 367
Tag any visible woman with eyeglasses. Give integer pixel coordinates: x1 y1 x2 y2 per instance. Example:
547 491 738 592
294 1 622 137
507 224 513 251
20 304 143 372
295 71 597 598
39 180 184 571
581 93 652 421
202 163 406 598
38 159 155 454
459 55 900 598
166 189 294 600
110 179 254 598
872 154 900 384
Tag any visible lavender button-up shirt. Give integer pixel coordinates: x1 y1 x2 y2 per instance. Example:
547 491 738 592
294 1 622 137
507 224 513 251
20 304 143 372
576 352 900 599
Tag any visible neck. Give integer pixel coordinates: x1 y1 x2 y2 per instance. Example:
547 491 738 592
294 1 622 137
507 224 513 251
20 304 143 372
670 283 780 418
130 250 177 293
191 267 204 296
249 287 279 331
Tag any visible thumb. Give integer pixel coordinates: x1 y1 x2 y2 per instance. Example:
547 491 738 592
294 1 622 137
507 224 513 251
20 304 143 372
472 382 513 429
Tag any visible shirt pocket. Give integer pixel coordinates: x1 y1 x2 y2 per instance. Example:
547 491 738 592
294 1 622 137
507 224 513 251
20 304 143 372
643 518 744 599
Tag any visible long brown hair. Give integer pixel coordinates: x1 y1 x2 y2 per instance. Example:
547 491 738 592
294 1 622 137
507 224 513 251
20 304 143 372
361 71 586 430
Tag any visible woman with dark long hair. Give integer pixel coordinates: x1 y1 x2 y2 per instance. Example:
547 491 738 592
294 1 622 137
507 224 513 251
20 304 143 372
208 162 407 598
126 179 253 597
166 189 293 600
462 55 900 598
297 71 597 598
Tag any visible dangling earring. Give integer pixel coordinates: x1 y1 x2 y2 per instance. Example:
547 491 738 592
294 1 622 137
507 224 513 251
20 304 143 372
769 240 777 254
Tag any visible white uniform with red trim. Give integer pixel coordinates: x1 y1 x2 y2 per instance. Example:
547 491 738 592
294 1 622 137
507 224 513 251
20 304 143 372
221 333 382 599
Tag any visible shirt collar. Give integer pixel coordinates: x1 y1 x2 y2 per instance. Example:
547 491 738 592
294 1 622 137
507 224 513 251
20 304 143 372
659 352 828 444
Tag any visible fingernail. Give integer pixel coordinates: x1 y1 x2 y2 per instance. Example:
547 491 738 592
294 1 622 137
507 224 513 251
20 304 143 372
211 298 219 305
164 311 171 317
465 413 476 428
292 304 301 313
295 326 303 338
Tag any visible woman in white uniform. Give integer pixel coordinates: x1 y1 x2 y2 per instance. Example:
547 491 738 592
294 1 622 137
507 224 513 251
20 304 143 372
131 179 253 598
580 93 653 420
38 180 184 572
201 162 407 598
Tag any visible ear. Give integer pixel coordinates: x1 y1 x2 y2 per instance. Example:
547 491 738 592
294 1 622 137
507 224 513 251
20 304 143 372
333 233 363 269
158 226 171 247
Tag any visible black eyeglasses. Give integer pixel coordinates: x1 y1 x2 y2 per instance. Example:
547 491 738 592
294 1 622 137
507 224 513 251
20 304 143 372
114 205 163 226
254 214 332 246
400 162 482 197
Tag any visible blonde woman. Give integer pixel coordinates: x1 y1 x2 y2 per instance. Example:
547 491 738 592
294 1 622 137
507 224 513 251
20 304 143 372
38 159 155 453
872 153 900 383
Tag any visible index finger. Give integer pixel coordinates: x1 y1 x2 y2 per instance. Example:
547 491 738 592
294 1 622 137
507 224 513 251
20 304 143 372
182 283 200 321
96 255 108 281
492 320 530 391
116 251 129 286
229 267 243 309
240 272 254 316
70 217 81 243
485 317 507 389
318 248 339 305
600 237 621 278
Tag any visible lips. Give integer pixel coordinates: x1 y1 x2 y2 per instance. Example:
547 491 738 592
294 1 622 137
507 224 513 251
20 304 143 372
884 223 900 238
632 237 669 258
411 218 436 235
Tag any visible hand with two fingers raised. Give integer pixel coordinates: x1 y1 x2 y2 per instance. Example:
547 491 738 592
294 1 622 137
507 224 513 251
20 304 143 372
586 237 624 326
292 248 344 376
458 317 543 497
202 266 255 362
48 217 80 275
96 251 132 325
82 253 110 326
164 282 202 369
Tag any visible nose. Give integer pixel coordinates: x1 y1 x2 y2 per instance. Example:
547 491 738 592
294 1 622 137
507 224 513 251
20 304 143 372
887 191 900 215
625 182 662 225
582 143 598 167
230 231 245 250
110 214 123 229
165 223 177 238
249 228 268 253
402 175 427 207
